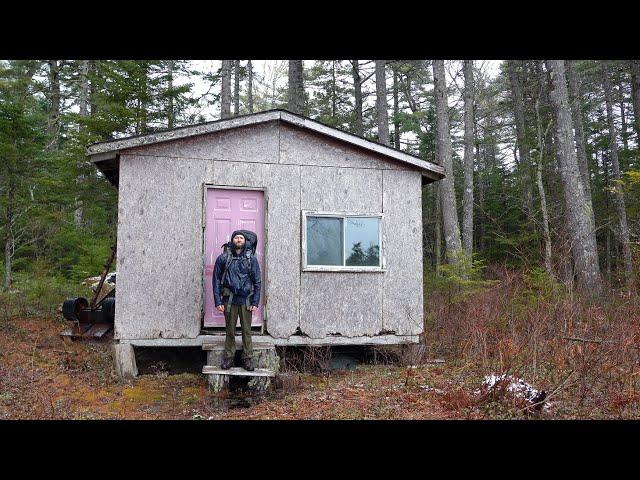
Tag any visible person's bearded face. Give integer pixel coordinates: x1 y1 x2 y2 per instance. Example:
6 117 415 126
233 235 245 248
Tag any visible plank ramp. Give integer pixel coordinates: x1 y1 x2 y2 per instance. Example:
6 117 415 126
202 366 276 377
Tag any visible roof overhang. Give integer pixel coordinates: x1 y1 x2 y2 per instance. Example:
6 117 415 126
87 109 445 188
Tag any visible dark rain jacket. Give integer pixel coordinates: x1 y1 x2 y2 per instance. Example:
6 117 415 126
212 240 261 308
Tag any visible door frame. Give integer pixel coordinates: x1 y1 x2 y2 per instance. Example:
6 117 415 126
201 183 269 334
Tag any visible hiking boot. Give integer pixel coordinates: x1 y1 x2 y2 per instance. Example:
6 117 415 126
241 356 254 371
220 356 234 370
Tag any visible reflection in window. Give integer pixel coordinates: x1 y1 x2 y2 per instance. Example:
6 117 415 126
345 217 380 266
305 214 381 268
306 216 343 266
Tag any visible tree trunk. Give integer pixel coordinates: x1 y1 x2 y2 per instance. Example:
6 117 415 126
432 60 463 264
461 60 475 256
247 60 254 114
534 95 553 275
220 60 232 119
167 60 175 128
602 60 635 288
434 183 442 272
351 60 363 136
507 60 534 220
631 60 640 142
393 65 400 149
46 60 61 150
331 60 337 118
565 60 595 228
546 60 603 295
375 60 390 145
234 59 240 116
89 61 97 116
74 60 91 229
475 117 485 253
78 60 89 117
288 60 304 114
4 184 14 291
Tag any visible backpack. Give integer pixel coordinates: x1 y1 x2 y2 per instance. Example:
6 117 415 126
220 230 258 308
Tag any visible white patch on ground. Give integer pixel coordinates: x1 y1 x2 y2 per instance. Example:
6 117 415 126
476 374 553 412
83 271 117 290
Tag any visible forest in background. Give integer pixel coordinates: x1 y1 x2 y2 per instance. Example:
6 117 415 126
1 59 638 295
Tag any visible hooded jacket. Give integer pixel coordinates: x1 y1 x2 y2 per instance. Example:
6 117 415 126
212 231 261 308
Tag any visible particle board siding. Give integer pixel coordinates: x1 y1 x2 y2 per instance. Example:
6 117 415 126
299 272 384 338
211 161 301 338
115 154 210 339
300 165 383 213
279 122 413 171
298 164 384 338
121 121 280 164
382 169 424 335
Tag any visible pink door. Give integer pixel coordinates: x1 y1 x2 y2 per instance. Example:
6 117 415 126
203 188 265 328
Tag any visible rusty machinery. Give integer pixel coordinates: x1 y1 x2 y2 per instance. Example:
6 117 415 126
61 243 116 340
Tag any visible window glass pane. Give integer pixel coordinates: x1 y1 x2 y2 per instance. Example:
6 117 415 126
306 216 343 266
345 217 380 266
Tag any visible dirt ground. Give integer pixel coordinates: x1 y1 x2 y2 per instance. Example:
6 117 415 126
0 316 492 420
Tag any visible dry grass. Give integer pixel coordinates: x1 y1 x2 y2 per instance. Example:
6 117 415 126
422 264 640 418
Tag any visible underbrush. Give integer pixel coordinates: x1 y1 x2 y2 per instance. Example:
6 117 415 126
0 271 92 322
423 263 640 418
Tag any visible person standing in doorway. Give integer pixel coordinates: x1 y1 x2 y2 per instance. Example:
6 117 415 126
213 231 261 371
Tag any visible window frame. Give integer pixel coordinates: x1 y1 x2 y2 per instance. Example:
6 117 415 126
301 210 385 272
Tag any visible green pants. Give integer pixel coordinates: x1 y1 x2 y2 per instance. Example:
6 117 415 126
223 303 254 361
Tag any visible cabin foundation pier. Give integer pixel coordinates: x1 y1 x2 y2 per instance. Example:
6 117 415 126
113 343 138 378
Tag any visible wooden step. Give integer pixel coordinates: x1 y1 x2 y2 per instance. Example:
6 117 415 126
202 366 276 377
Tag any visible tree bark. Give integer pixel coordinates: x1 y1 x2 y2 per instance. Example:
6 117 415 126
167 60 175 128
351 60 363 136
565 60 595 228
78 60 89 117
234 59 240 116
507 60 534 220
74 60 91 229
288 60 304 114
602 60 635 288
432 60 463 264
434 183 442 271
534 94 553 275
393 65 400 149
461 60 475 256
375 60 390 145
247 60 254 114
546 60 603 295
220 60 232 119
331 60 337 118
46 60 61 150
631 60 640 142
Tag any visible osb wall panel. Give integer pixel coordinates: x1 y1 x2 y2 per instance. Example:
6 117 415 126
212 161 301 338
300 272 383 338
382 169 423 335
115 154 210 339
279 122 412 171
123 121 280 164
299 164 384 337
300 165 382 213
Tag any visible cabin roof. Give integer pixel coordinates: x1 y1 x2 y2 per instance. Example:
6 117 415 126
87 109 445 187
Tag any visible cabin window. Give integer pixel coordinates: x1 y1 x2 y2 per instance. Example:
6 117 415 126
302 211 384 271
